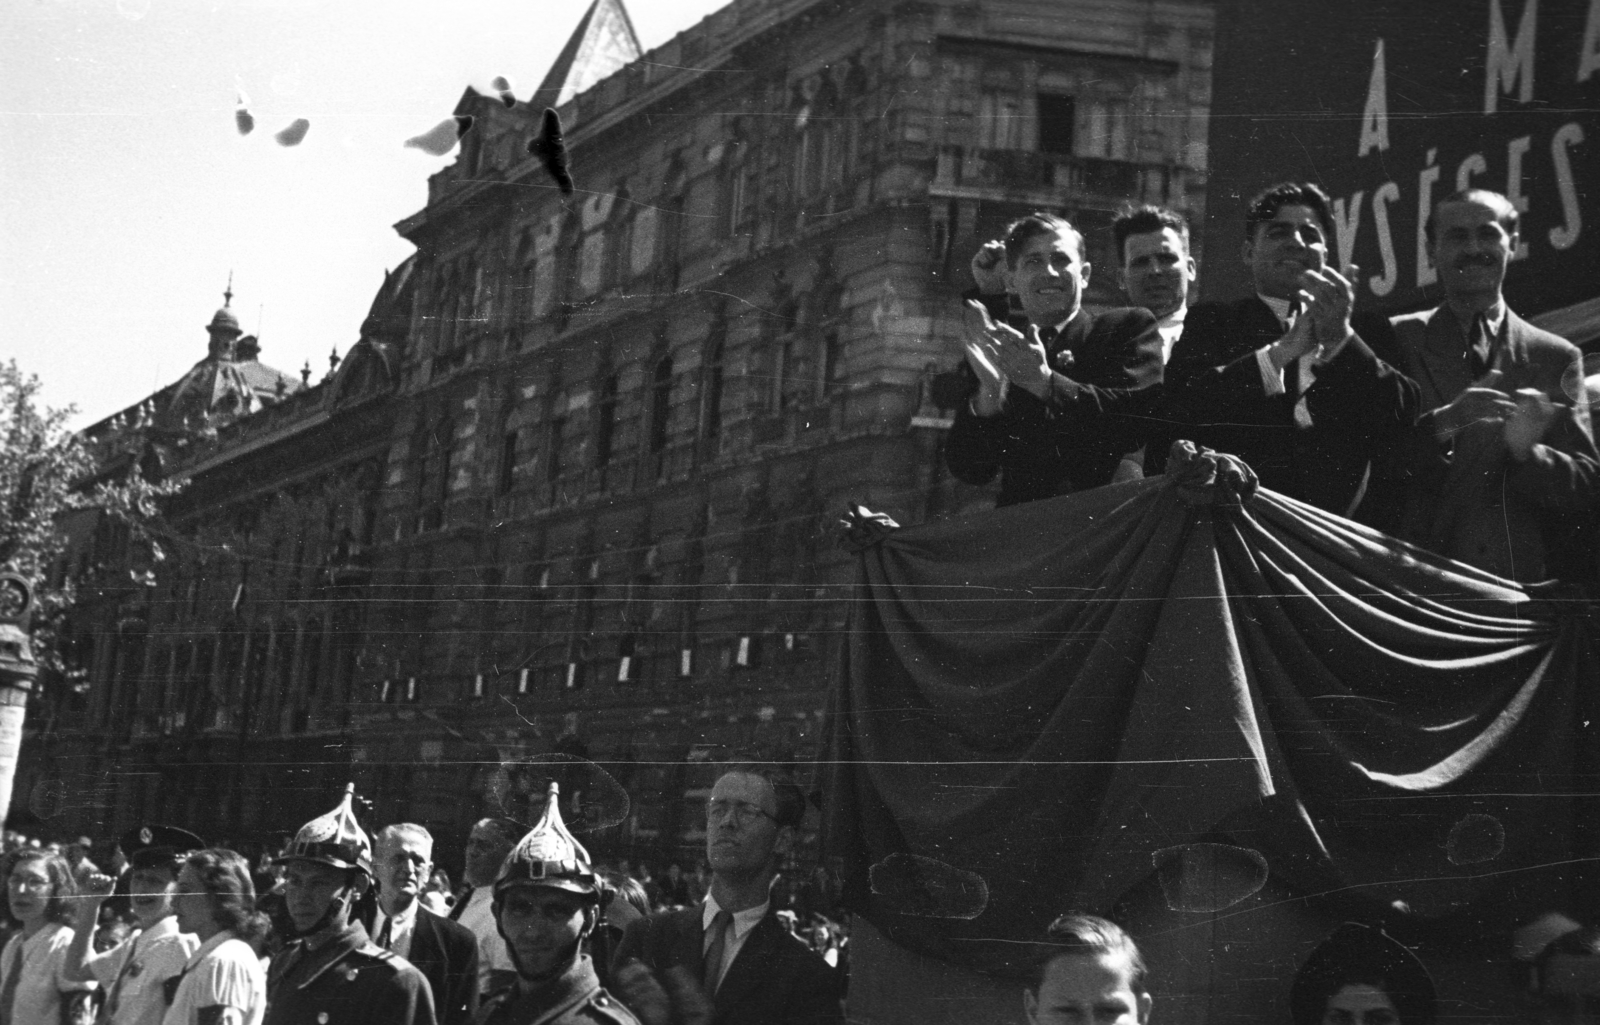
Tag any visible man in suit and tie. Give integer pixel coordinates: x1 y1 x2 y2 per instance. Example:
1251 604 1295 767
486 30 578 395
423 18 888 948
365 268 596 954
1388 189 1598 582
373 824 480 1025
450 817 522 996
945 212 1164 507
1148 182 1419 524
611 764 842 1025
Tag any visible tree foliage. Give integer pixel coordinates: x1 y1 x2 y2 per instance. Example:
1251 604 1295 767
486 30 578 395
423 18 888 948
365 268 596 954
0 360 179 671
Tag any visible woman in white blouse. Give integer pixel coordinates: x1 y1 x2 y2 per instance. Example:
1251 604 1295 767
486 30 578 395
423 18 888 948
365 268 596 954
0 849 95 1024
163 850 268 1025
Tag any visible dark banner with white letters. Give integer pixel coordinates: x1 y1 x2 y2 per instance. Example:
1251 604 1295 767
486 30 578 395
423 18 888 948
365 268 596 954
1202 0 1598 330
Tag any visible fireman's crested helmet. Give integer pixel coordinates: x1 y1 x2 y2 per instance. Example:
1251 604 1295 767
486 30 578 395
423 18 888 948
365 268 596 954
492 782 598 900
275 783 372 876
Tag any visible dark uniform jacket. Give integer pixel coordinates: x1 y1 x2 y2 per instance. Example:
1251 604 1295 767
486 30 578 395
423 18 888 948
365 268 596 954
945 298 1164 507
265 921 437 1025
1149 297 1419 523
1389 305 1598 582
611 906 842 1025
474 955 637 1025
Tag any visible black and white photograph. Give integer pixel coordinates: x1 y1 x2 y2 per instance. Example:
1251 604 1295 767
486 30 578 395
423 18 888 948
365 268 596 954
2 1 1597 1022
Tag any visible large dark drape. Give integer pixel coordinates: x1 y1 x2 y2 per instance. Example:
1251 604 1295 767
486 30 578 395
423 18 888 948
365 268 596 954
821 466 1598 978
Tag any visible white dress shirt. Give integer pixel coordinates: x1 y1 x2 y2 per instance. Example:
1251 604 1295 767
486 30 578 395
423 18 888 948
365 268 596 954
700 897 768 993
0 923 94 1025
160 930 265 1025
84 916 198 1025
1156 305 1186 364
371 899 419 961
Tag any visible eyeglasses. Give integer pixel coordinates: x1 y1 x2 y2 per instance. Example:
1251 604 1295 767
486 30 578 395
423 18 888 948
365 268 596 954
706 799 777 826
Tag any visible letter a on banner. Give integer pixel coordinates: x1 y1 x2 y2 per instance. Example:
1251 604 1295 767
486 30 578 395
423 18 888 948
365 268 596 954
1359 39 1390 156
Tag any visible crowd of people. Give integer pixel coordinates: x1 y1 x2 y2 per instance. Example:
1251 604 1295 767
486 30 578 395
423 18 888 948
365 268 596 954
942 183 1598 586
6 768 1594 1025
0 765 850 1025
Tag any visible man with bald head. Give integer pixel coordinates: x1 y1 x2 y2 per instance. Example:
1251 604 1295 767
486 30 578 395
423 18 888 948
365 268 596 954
1389 188 1598 582
449 817 523 996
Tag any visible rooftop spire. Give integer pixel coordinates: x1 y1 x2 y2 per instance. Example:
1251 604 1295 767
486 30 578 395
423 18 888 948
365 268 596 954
532 0 642 109
224 270 234 308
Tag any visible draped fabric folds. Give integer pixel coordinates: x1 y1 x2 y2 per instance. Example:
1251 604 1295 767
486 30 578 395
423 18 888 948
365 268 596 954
820 469 1599 979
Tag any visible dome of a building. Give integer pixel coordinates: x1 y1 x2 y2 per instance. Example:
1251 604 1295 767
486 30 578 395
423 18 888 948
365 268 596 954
207 305 242 334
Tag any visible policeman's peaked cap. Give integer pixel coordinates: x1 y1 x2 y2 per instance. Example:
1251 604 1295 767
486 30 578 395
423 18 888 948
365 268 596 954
275 783 372 876
493 782 598 899
120 825 205 872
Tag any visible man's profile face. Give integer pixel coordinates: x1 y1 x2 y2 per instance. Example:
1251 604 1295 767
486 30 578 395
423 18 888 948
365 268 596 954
376 832 432 907
1243 203 1328 300
705 772 790 878
1321 983 1400 1025
497 887 589 978
1007 228 1091 327
465 822 515 888
1430 198 1515 303
1024 953 1152 1025
1119 227 1195 320
284 860 355 933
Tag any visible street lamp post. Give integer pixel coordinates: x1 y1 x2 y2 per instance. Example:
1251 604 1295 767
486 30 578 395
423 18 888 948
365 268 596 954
0 574 38 829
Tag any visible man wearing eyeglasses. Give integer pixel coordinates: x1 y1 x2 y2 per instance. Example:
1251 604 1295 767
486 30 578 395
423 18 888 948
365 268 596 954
610 764 842 1025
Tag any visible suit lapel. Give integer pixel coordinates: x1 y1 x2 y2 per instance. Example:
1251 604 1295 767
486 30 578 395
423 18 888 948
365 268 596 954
409 909 440 967
1414 309 1470 412
712 914 776 1016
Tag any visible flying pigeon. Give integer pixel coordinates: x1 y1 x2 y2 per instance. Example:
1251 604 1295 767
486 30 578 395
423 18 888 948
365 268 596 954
491 75 517 108
235 81 254 135
274 118 310 147
405 115 475 156
527 107 573 194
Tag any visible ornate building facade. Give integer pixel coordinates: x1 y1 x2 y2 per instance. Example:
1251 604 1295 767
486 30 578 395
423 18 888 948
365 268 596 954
25 0 1212 869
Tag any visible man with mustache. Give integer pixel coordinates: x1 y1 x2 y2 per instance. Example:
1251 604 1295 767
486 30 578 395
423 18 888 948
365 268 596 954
1148 182 1419 523
1388 189 1597 582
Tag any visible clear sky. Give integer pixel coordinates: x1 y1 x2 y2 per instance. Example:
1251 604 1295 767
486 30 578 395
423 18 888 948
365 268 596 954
1 0 730 427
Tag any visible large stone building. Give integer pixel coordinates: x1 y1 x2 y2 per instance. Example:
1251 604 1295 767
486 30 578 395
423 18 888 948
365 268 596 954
23 0 1213 868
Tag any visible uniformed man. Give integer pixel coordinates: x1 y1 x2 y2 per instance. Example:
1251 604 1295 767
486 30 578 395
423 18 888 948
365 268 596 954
475 782 638 1025
62 825 203 1025
264 784 438 1025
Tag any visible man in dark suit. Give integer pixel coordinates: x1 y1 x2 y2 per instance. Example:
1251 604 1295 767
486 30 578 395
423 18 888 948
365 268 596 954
945 212 1164 507
374 823 480 1025
1388 189 1597 582
1148 182 1419 523
611 764 842 1025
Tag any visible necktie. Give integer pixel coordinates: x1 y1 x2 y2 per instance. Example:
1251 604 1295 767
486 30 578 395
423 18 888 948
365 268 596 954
1467 313 1495 378
0 937 26 1025
376 915 393 951
97 932 140 1025
702 910 733 995
448 888 470 922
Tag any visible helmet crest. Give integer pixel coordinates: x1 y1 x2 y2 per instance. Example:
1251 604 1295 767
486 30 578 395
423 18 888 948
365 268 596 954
493 782 597 898
277 782 372 876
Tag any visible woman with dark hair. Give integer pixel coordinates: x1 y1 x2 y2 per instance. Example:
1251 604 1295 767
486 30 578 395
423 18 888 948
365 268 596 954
0 849 96 1023
164 849 267 1025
